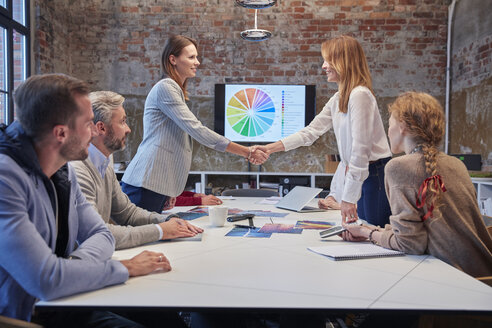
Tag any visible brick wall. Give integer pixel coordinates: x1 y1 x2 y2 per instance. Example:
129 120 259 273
449 0 492 171
34 0 452 175
452 36 491 89
33 0 72 74
451 0 492 90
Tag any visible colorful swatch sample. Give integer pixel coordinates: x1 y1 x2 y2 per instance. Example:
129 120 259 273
295 220 336 230
258 223 302 234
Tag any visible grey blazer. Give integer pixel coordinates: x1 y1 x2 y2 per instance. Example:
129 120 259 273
122 78 229 197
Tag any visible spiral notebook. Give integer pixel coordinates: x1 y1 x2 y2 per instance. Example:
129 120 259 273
308 244 405 261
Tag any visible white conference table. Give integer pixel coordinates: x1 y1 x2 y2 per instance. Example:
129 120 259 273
37 197 492 314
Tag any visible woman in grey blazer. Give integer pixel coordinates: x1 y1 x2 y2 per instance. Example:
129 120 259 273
121 35 268 212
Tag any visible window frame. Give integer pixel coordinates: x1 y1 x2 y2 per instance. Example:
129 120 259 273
0 0 30 125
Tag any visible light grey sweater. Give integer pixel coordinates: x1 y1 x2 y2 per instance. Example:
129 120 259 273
380 152 492 277
71 157 165 250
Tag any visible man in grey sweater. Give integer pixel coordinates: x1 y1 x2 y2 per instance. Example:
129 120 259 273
71 91 202 250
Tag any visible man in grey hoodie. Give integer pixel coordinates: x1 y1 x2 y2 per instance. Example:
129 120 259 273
0 74 175 327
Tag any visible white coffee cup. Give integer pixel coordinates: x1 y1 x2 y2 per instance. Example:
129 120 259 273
208 206 228 227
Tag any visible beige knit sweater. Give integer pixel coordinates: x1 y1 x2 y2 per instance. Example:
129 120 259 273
379 152 492 277
71 158 163 250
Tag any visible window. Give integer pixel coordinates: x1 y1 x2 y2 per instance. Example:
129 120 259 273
0 0 29 125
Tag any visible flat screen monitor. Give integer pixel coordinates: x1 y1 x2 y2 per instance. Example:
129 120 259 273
214 84 316 143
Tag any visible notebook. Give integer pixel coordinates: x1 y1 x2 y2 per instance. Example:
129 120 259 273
308 243 405 261
275 186 326 212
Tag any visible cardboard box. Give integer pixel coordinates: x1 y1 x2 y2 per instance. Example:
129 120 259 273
325 154 340 173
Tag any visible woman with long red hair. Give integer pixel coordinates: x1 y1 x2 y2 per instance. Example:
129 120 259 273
343 92 492 277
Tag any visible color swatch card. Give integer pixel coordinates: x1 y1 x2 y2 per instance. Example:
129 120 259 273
225 226 272 238
295 220 336 230
175 212 207 221
258 223 302 234
186 207 243 215
187 206 208 213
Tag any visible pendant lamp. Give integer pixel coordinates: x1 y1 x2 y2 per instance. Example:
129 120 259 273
240 9 272 41
235 0 277 9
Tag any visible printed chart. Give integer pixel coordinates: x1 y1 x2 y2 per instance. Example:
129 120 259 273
223 84 306 142
226 88 275 137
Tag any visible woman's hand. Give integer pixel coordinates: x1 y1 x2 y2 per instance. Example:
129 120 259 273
248 147 269 165
341 224 371 242
200 194 222 205
162 197 176 211
318 196 340 210
340 201 358 224
248 141 285 165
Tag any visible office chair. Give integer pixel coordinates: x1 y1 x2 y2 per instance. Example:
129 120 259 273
476 276 492 287
483 215 492 228
221 188 279 197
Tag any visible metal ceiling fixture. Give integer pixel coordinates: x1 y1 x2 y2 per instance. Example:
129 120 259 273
235 0 277 9
240 9 272 41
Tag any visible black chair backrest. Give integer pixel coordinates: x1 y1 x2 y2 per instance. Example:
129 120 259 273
221 189 279 197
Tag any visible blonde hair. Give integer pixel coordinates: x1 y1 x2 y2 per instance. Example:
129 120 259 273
321 35 373 113
388 92 446 214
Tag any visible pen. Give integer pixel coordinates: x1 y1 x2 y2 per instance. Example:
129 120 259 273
234 224 258 229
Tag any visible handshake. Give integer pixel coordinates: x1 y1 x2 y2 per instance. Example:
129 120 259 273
245 145 271 165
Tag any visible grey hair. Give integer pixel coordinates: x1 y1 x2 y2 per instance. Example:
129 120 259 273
89 91 125 125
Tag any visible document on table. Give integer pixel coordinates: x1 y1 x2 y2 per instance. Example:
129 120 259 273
218 195 235 200
162 233 203 242
240 210 288 218
257 196 281 205
308 243 405 261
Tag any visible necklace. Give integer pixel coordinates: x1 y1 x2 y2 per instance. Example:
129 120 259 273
410 145 422 154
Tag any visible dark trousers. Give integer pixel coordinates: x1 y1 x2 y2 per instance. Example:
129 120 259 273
121 182 169 213
191 312 325 328
357 157 392 227
32 310 187 328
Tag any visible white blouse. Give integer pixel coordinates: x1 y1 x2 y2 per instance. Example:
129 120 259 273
327 161 345 203
281 86 391 204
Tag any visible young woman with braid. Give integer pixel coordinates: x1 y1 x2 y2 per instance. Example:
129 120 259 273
343 92 492 277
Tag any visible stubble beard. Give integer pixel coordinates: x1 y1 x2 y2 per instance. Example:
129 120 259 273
103 127 127 153
60 133 89 161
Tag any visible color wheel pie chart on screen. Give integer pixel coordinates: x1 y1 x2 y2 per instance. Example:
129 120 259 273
226 88 275 137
